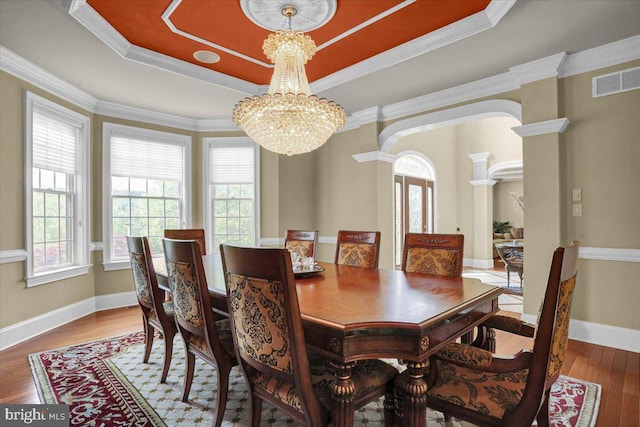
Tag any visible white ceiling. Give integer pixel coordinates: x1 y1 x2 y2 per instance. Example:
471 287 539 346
1 0 639 121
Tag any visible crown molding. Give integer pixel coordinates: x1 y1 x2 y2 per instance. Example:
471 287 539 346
94 100 199 131
352 151 398 164
560 35 640 78
196 119 240 132
2 27 637 136
511 117 569 138
0 46 98 112
339 106 382 133
509 52 568 85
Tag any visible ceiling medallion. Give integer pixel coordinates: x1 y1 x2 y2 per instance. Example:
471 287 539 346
240 0 337 32
233 4 346 156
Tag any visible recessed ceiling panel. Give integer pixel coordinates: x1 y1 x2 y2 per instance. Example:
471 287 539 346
86 0 490 85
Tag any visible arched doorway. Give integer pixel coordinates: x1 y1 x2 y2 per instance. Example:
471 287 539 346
393 153 436 267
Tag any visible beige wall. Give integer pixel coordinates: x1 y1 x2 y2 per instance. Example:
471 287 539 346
1 58 639 334
559 60 640 329
0 72 97 327
494 181 524 228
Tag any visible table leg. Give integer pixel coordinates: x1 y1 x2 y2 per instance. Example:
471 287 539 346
402 360 428 427
330 361 356 427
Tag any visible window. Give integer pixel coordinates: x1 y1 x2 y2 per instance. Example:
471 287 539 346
204 138 259 253
24 92 90 286
103 123 191 269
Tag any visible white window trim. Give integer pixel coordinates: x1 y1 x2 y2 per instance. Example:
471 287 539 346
102 122 192 270
24 91 91 287
203 137 261 253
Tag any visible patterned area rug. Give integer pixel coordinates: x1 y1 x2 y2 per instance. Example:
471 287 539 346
29 332 601 427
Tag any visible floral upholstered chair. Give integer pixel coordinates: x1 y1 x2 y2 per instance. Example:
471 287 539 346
220 245 399 427
164 228 207 255
126 236 177 383
163 238 237 427
284 229 318 259
414 244 580 427
401 233 464 277
334 230 381 268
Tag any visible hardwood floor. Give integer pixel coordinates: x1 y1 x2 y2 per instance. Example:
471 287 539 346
1 307 638 426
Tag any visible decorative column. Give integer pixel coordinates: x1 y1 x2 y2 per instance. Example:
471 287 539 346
468 152 497 268
510 52 569 312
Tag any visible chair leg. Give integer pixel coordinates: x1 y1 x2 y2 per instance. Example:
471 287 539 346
536 390 551 427
160 330 175 383
181 350 196 402
142 317 153 363
249 395 262 427
212 365 231 427
383 385 396 427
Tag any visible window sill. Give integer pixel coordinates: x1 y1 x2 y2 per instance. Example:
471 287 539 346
26 265 92 287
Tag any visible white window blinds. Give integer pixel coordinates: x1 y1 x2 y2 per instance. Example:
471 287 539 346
32 108 79 174
209 144 254 184
111 135 184 181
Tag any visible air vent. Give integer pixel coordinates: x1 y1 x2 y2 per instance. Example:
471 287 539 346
593 66 640 98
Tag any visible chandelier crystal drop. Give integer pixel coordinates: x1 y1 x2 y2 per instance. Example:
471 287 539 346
233 12 346 156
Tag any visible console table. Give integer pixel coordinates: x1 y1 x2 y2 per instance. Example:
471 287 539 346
495 241 524 288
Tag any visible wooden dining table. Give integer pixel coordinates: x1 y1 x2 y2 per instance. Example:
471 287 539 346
153 255 502 427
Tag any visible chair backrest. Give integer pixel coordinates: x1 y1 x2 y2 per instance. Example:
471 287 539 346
531 243 580 386
163 238 227 357
220 244 324 423
164 228 207 255
284 229 318 259
402 233 464 276
334 230 381 268
126 236 167 318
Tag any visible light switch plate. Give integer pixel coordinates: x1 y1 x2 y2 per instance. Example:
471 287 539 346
572 203 582 217
572 188 582 202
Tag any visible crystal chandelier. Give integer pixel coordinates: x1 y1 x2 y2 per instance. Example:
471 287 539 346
233 6 346 156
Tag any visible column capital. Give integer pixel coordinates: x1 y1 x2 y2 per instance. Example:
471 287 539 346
470 179 498 186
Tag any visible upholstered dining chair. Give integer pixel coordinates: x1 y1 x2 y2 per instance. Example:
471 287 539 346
405 243 580 427
220 244 399 427
164 228 207 255
163 238 237 427
401 233 464 276
126 236 177 383
334 230 381 268
284 229 318 259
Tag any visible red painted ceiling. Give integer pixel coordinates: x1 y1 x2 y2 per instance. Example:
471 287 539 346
87 0 490 85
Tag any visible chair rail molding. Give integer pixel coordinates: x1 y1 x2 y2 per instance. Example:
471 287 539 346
0 249 27 264
579 247 640 263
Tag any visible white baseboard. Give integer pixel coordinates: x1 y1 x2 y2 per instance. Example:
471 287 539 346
95 291 137 311
463 258 495 269
0 292 138 351
521 313 640 353
0 297 96 350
